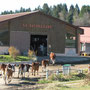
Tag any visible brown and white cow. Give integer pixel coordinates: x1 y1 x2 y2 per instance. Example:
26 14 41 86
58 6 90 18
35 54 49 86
0 63 14 84
50 52 56 65
18 64 31 78
4 66 14 84
42 59 49 72
31 62 39 76
0 63 7 77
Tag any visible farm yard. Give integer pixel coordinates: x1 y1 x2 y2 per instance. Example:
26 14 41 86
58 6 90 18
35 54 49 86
0 61 90 90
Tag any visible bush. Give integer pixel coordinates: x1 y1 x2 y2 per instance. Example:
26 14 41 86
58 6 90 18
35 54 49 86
85 73 90 85
8 46 20 59
49 74 66 81
49 73 86 82
28 50 34 57
28 50 37 61
83 69 88 74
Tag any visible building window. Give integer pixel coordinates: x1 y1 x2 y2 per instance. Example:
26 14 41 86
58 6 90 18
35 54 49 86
65 33 76 48
0 31 9 46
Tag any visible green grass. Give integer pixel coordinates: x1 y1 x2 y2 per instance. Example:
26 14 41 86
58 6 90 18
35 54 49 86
58 85 90 90
38 80 90 90
37 79 52 84
0 55 31 62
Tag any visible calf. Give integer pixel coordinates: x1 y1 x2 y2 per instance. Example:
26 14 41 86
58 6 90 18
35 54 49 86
4 66 14 84
0 63 7 77
42 59 49 72
0 63 14 84
18 64 31 78
7 64 16 72
31 62 39 76
50 52 56 65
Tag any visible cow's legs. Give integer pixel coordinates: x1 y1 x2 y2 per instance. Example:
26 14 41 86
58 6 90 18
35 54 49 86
32 69 33 75
37 70 38 75
18 69 20 78
34 70 35 76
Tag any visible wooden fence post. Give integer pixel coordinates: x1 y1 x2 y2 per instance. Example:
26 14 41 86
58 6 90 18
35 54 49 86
46 70 49 79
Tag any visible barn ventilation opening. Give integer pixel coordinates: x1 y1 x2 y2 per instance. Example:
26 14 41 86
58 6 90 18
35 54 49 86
30 35 47 56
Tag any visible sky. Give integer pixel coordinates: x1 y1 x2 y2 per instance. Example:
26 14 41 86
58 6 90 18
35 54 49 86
0 0 90 12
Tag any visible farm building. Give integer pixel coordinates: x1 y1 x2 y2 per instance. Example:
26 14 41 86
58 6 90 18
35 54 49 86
0 11 83 56
80 27 90 55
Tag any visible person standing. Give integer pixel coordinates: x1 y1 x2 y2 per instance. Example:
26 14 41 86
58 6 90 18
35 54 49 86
40 43 44 56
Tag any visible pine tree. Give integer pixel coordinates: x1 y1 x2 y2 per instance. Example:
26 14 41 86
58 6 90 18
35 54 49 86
61 4 68 21
67 5 75 24
42 3 51 15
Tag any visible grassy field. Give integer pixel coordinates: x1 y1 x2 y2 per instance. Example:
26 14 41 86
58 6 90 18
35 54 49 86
38 80 90 90
0 55 31 62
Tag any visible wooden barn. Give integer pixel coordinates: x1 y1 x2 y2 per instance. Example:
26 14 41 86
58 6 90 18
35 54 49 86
0 11 83 56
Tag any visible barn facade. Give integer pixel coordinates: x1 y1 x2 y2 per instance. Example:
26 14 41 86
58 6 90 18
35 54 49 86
0 11 83 56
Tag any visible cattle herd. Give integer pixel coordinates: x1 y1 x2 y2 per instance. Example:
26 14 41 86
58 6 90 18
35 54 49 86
0 52 56 85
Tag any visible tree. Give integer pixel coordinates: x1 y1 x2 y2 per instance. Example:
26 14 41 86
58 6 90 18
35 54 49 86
80 5 90 17
60 4 68 21
42 3 51 15
52 4 63 18
26 8 31 12
34 5 42 11
52 5 59 18
73 4 80 22
74 4 80 15
67 5 75 24
20 7 26 12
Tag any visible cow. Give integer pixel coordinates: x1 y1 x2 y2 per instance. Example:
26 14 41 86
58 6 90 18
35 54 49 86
7 64 16 72
31 62 39 76
18 64 31 78
42 59 49 72
0 63 14 84
50 52 56 65
7 64 16 76
4 65 14 84
0 63 7 77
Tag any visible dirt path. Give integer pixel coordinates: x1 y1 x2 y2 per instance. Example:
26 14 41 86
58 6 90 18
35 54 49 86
0 64 89 90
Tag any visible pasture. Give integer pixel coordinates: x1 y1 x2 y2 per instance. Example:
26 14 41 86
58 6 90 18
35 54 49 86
0 64 90 90
0 55 31 62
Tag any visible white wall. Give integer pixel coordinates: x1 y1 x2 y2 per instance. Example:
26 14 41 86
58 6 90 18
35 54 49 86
0 46 9 54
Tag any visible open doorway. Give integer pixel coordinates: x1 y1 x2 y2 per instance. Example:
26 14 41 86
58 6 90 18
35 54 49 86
30 35 47 56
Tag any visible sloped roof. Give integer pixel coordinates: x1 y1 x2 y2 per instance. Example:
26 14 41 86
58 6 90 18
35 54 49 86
80 27 90 43
0 10 83 34
0 11 38 23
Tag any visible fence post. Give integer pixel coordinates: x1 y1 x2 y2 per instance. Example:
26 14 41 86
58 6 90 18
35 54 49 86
46 70 49 79
56 69 59 75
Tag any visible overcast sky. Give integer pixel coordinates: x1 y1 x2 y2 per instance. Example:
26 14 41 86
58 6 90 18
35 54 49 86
0 0 90 12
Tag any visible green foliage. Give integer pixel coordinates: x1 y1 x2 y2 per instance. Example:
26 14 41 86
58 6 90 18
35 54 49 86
0 55 30 62
37 79 52 84
83 69 88 73
85 73 90 85
8 46 20 60
42 3 51 15
49 73 86 81
80 5 90 17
